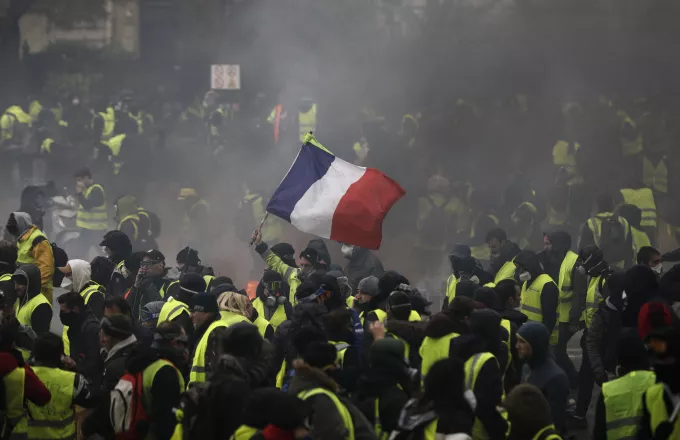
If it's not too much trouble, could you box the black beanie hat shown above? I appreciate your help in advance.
[190,292,218,313]
[101,314,134,339]
[270,243,296,267]
[299,248,319,266]
[180,272,207,295]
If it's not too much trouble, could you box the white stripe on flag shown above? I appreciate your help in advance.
[290,157,366,238]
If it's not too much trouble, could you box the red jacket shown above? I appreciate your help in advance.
[0,352,51,405]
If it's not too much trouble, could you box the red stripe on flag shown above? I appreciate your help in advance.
[330,168,405,249]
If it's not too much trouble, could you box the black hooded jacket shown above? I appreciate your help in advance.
[125,345,185,440]
[14,264,51,335]
[517,322,569,433]
[513,251,559,334]
[449,333,508,440]
[344,247,385,291]
[67,306,102,386]
[587,271,625,376]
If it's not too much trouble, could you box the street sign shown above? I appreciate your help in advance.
[211,64,241,90]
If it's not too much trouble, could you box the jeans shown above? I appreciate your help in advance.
[555,323,579,389]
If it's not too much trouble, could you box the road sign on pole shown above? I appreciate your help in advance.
[211,64,241,90]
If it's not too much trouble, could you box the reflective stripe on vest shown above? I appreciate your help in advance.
[160,280,178,300]
[584,276,604,327]
[465,352,500,440]
[644,383,680,439]
[230,425,258,440]
[643,156,668,194]
[298,104,317,142]
[520,274,558,345]
[620,188,657,228]
[77,184,108,230]
[494,259,517,285]
[17,228,47,265]
[602,371,656,440]
[558,251,579,324]
[189,320,230,384]
[252,297,288,330]
[27,367,76,440]
[298,388,355,440]
[158,297,189,326]
[419,333,459,377]
[0,273,12,282]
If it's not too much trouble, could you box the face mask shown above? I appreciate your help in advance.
[102,247,111,257]
[577,265,586,275]
[490,252,500,262]
[72,98,80,106]
[519,271,532,282]
[59,312,77,326]
[341,245,354,259]
[652,264,664,275]
[5,225,19,237]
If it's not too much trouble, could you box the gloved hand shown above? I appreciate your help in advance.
[595,370,609,387]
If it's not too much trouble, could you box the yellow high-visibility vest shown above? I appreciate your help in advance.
[642,156,668,194]
[117,214,140,242]
[298,388,354,440]
[520,274,558,345]
[552,140,580,170]
[643,382,680,440]
[445,274,458,302]
[3,367,27,438]
[531,425,563,440]
[142,359,185,407]
[158,297,189,326]
[14,294,52,361]
[583,276,604,327]
[27,366,76,440]
[76,184,108,230]
[494,259,517,284]
[17,227,48,265]
[252,297,288,330]
[420,333,459,377]
[602,370,655,440]
[620,188,657,229]
[464,352,501,439]
[189,320,230,385]
[298,104,317,142]
[106,133,126,175]
[557,251,579,324]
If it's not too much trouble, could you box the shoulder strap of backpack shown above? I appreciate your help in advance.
[30,235,48,251]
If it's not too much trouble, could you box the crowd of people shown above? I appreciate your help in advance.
[2,69,680,440]
[0,183,679,440]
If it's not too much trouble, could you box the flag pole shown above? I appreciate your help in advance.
[249,212,269,247]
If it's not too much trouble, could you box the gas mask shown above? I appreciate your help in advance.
[264,281,287,308]
[518,271,532,282]
[341,244,354,259]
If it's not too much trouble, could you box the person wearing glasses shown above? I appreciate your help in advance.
[126,250,166,321]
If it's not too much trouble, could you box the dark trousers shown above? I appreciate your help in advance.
[576,329,594,416]
[555,323,579,389]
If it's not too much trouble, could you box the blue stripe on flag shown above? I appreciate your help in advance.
[266,143,335,222]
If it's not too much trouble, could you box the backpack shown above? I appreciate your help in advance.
[418,197,450,246]
[31,236,68,287]
[110,371,149,440]
[597,216,628,264]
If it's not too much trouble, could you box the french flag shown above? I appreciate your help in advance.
[266,135,405,250]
